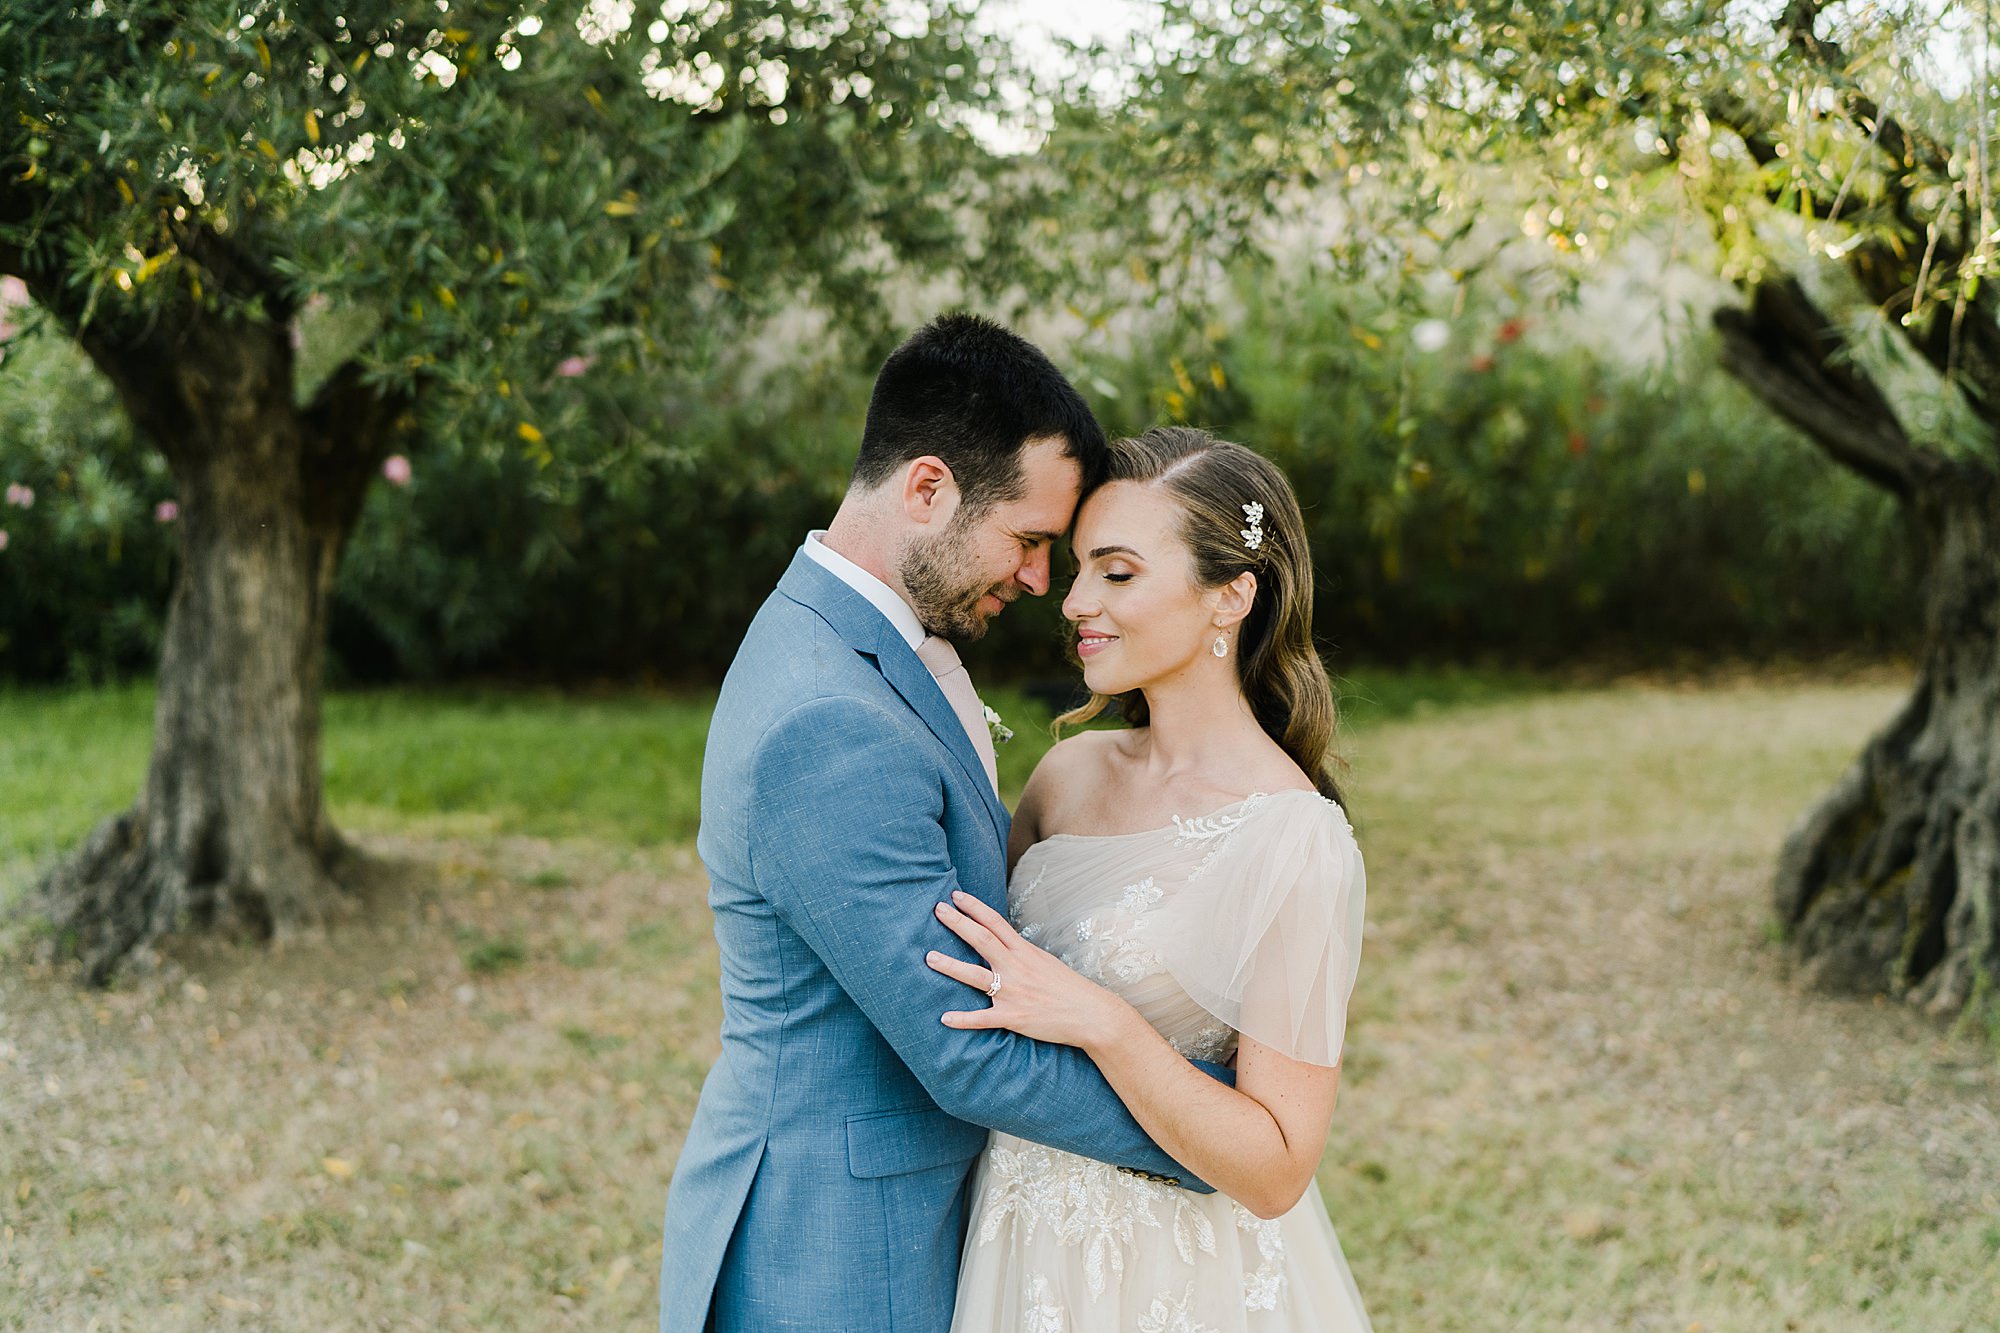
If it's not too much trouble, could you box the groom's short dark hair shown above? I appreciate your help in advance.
[853,312,1107,510]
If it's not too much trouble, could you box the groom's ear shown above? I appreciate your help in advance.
[901,455,960,527]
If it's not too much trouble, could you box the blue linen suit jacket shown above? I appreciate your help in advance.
[658,552,1215,1333]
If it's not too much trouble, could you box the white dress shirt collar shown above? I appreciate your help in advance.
[802,530,926,650]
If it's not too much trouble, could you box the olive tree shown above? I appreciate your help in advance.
[1,0,1004,982]
[1059,0,2000,1015]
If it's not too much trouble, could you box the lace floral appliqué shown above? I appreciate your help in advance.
[1170,795,1268,881]
[1233,1204,1288,1310]
[1012,864,1050,945]
[1120,876,1162,910]
[975,1143,1219,1298]
[1137,1282,1222,1333]
[1062,873,1174,990]
[1170,1021,1237,1063]
[1019,1274,1067,1332]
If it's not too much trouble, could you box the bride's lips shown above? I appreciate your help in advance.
[1076,631,1117,659]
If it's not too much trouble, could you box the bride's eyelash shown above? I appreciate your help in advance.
[1103,572,1134,584]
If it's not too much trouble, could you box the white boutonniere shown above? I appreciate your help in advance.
[983,704,1013,746]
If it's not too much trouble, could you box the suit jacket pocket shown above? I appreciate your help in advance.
[845,1106,987,1179]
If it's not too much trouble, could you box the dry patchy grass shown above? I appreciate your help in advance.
[2,834,718,1330]
[1322,677,2000,1331]
[3,675,1997,1330]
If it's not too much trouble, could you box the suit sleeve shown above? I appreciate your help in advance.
[747,693,1221,1191]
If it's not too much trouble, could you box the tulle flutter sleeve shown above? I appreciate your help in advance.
[1150,794,1365,1067]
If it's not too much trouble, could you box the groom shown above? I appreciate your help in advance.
[658,314,1219,1332]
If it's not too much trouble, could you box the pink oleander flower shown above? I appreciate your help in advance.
[155,500,179,523]
[0,275,25,306]
[556,354,594,378]
[382,455,412,486]
[4,483,31,508]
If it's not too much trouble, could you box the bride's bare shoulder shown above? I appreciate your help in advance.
[1036,727,1132,788]
[1015,728,1133,834]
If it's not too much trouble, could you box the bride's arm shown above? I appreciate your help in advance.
[1005,761,1049,877]
[929,890,1340,1218]
[1005,732,1103,875]
[1081,1000,1339,1218]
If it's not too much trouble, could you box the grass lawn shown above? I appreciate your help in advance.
[0,666,1543,900]
[3,667,1996,1330]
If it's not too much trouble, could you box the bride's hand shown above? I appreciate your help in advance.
[927,889,1126,1050]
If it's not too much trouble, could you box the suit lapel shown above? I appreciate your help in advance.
[777,553,1010,845]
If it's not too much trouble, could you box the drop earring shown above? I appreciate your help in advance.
[1212,633,1229,658]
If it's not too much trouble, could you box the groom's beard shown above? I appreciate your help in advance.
[901,521,1015,643]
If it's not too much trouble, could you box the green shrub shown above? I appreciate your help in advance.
[328,346,867,681]
[1,274,1918,685]
[1066,270,1916,664]
[0,334,177,681]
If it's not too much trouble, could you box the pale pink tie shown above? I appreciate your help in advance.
[915,635,998,794]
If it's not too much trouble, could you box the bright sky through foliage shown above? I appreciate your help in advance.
[975,0,1993,152]
[970,0,1151,153]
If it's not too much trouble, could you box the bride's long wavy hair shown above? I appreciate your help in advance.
[1056,426,1344,803]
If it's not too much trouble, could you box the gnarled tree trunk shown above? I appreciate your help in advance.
[34,320,392,984]
[1771,474,2000,1010]
[1720,277,2000,1014]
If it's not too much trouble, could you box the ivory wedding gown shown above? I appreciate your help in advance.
[950,789,1373,1333]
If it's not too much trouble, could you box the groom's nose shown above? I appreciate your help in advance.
[1015,547,1050,596]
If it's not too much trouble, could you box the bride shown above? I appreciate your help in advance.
[927,426,1372,1331]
